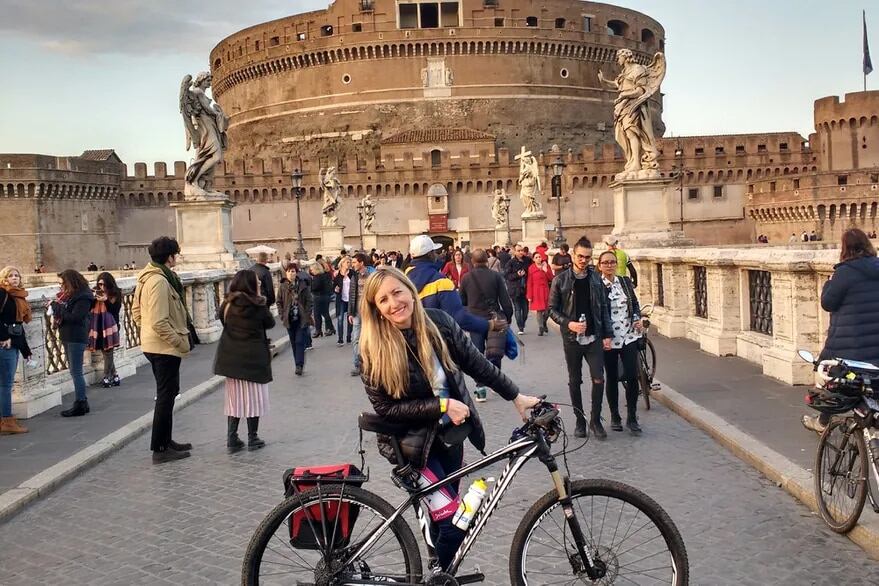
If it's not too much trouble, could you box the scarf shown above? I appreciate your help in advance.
[150,261,192,322]
[1,285,32,323]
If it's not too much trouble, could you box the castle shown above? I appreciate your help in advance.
[1,0,877,271]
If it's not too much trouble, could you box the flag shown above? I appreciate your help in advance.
[865,10,874,76]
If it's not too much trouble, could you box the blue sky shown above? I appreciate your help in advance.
[0,1,873,165]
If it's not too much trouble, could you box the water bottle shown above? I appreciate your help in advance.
[577,314,588,345]
[452,478,490,530]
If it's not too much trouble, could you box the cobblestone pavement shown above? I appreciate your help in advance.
[2,330,878,585]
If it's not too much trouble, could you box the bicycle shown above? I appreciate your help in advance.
[621,304,657,410]
[799,350,879,534]
[242,399,689,585]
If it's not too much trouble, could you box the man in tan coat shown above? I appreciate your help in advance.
[133,236,192,464]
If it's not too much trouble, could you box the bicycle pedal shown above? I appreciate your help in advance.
[455,572,485,584]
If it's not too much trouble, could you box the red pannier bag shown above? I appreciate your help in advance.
[282,464,365,550]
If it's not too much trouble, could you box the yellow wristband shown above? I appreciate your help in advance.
[439,398,448,413]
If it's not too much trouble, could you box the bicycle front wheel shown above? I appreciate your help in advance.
[815,418,867,534]
[510,478,689,585]
[242,485,423,585]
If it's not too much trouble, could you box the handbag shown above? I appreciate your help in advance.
[470,272,508,360]
[0,295,24,337]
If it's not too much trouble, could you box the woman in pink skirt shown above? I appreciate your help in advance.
[213,269,275,451]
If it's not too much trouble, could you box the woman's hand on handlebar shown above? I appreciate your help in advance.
[513,394,541,421]
[447,399,470,425]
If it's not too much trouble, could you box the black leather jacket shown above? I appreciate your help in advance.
[549,266,613,344]
[364,308,520,468]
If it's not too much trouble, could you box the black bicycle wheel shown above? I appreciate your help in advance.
[639,357,652,411]
[645,338,657,380]
[814,418,867,534]
[510,478,689,585]
[242,485,423,585]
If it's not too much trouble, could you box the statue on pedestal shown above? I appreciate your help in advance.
[360,192,376,233]
[491,188,509,227]
[319,166,342,227]
[598,49,666,181]
[179,72,229,199]
[515,147,543,216]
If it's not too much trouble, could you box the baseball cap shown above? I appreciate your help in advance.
[604,236,619,246]
[409,235,443,257]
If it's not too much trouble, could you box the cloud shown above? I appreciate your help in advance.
[0,0,325,56]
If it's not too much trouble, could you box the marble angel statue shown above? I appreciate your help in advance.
[517,149,543,216]
[491,188,509,227]
[319,166,342,227]
[360,192,376,233]
[598,49,666,180]
[180,72,229,199]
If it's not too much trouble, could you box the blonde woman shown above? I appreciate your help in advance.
[359,267,539,572]
[0,266,31,434]
[333,256,353,346]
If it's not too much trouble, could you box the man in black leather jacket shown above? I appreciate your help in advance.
[549,236,613,439]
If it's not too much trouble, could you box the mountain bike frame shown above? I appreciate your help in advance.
[341,424,599,583]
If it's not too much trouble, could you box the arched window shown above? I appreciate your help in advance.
[606,20,628,37]
[641,28,655,45]
[431,149,442,168]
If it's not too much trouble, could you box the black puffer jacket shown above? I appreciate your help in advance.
[819,255,879,365]
[213,292,275,384]
[51,288,95,344]
[364,308,520,468]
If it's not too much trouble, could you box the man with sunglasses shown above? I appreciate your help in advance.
[549,236,613,439]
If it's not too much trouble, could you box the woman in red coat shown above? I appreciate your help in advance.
[526,251,554,335]
[441,249,470,289]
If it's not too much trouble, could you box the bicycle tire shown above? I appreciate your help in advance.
[242,485,423,585]
[814,418,868,534]
[645,337,657,380]
[509,478,689,585]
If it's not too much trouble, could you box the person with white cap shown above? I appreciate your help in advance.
[605,237,638,287]
[404,235,506,338]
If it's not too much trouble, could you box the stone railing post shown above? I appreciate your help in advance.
[698,260,741,356]
[653,257,690,338]
[184,270,225,343]
[761,262,820,385]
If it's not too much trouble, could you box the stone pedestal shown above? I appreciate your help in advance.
[494,226,512,247]
[519,212,548,250]
[171,199,249,270]
[319,224,346,258]
[604,178,694,248]
[362,232,378,252]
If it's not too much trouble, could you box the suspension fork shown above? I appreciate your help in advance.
[536,434,603,581]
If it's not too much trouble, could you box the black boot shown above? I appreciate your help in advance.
[61,399,89,417]
[627,404,642,435]
[589,415,607,440]
[574,416,587,438]
[610,414,624,432]
[227,416,245,452]
[247,417,266,450]
[169,439,193,451]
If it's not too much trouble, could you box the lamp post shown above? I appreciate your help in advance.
[291,168,308,260]
[550,146,567,248]
[503,192,512,246]
[672,142,689,233]
[356,200,365,251]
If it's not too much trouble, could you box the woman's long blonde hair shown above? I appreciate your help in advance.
[359,267,456,399]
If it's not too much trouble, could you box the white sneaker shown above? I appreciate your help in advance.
[518,330,525,335]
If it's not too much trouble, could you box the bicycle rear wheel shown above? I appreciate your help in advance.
[242,485,422,585]
[510,478,688,585]
[638,355,652,411]
[814,418,867,534]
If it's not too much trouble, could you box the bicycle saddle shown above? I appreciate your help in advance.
[358,412,410,436]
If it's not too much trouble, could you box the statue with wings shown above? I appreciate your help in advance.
[319,166,342,227]
[180,72,229,199]
[598,50,666,180]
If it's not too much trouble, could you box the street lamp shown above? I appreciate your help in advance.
[672,143,689,233]
[291,168,308,260]
[549,145,567,248]
[356,200,365,251]
[503,192,512,246]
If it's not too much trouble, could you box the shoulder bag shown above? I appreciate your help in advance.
[0,294,24,337]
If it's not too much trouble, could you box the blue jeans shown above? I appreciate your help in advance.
[351,316,362,369]
[512,296,529,331]
[64,342,88,402]
[336,300,350,343]
[0,346,19,417]
[287,321,308,367]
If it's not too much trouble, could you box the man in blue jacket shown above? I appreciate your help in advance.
[404,235,506,336]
